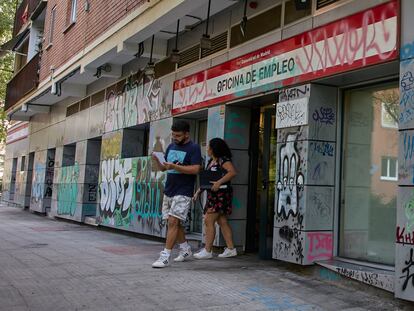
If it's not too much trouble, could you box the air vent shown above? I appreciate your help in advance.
[80,97,91,111]
[155,57,176,78]
[178,44,200,68]
[201,32,228,59]
[317,0,340,10]
[66,102,80,117]
[91,90,105,107]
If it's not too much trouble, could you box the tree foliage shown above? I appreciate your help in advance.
[0,0,17,144]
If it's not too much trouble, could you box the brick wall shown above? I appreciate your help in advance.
[39,0,149,83]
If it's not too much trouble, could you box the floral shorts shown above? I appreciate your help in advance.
[204,187,233,215]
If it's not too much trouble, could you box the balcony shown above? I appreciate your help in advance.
[13,0,47,36]
[5,52,40,111]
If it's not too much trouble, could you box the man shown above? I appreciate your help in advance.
[152,120,201,268]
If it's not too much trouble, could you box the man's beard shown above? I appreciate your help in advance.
[174,138,186,145]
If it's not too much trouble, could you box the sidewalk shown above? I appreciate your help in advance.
[0,204,411,311]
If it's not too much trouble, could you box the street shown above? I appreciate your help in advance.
[0,204,411,311]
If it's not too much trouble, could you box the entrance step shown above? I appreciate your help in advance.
[84,216,98,227]
[315,259,394,293]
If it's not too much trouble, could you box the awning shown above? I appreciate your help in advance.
[0,29,29,58]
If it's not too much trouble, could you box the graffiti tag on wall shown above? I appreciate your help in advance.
[57,163,80,216]
[99,156,166,236]
[104,78,171,133]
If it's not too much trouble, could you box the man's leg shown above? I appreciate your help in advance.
[165,216,180,250]
[176,224,186,245]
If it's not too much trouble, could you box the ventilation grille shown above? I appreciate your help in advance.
[91,90,105,107]
[66,102,80,117]
[80,97,91,111]
[178,44,200,68]
[201,31,228,58]
[317,0,340,9]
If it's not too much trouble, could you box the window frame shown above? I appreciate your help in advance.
[380,156,398,181]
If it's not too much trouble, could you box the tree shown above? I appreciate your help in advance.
[0,0,17,144]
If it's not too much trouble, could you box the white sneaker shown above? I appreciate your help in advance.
[152,251,170,268]
[193,248,213,260]
[174,247,192,262]
[218,247,237,258]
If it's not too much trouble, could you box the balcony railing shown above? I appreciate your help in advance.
[5,53,40,111]
[13,0,45,36]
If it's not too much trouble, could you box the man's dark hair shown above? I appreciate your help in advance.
[171,120,190,132]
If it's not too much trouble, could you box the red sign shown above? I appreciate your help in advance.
[173,0,398,114]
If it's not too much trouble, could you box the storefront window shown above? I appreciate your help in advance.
[340,83,399,265]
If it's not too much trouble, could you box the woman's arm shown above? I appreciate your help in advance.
[211,161,237,191]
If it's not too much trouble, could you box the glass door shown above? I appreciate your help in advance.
[340,82,398,265]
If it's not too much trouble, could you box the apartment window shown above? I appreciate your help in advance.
[381,157,398,181]
[69,0,77,23]
[48,6,56,45]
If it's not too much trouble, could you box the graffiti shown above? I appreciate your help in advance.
[404,132,414,161]
[312,107,335,125]
[45,155,55,198]
[88,184,97,202]
[309,141,334,157]
[100,158,134,226]
[319,269,341,281]
[397,226,414,245]
[279,85,309,102]
[309,191,331,222]
[174,72,215,111]
[312,161,328,181]
[99,156,166,235]
[104,78,170,133]
[276,98,308,129]
[296,5,396,74]
[279,226,294,243]
[274,241,291,259]
[276,134,304,219]
[401,248,414,291]
[335,267,393,291]
[307,232,333,262]
[31,163,45,203]
[57,163,80,216]
[400,64,414,125]
[226,112,246,145]
[402,41,414,61]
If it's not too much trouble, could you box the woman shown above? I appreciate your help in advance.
[193,138,237,259]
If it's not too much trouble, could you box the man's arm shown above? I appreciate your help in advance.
[151,154,167,171]
[164,163,201,175]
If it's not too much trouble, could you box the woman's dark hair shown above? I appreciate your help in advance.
[209,138,232,159]
[171,120,190,132]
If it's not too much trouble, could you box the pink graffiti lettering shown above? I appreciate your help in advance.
[176,72,214,108]
[296,5,396,74]
[307,232,333,262]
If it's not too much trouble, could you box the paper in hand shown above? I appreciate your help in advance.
[153,152,166,165]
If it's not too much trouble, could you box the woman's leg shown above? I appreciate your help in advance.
[204,211,220,252]
[217,215,235,249]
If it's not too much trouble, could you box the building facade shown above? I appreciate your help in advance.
[2,0,414,302]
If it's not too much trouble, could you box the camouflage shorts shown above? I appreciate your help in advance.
[162,195,192,221]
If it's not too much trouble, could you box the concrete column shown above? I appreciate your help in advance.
[273,84,337,265]
[395,0,414,302]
